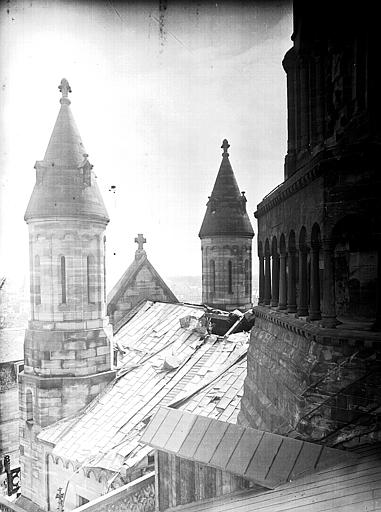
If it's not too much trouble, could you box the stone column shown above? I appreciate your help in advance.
[284,49,297,178]
[271,253,280,307]
[258,254,265,305]
[264,252,271,306]
[309,242,321,320]
[300,57,309,150]
[315,55,324,144]
[297,247,309,316]
[287,248,297,313]
[321,239,337,327]
[278,253,287,310]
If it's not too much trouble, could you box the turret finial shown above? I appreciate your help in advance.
[58,78,72,105]
[221,139,230,156]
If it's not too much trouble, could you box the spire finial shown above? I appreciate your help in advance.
[58,78,72,105]
[221,139,230,156]
[135,233,147,252]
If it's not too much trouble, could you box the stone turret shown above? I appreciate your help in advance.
[20,79,115,508]
[199,140,254,311]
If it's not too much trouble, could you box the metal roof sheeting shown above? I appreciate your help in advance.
[141,407,357,489]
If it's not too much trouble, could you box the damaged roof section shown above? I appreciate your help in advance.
[38,301,250,475]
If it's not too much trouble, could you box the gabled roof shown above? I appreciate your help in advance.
[24,79,108,223]
[141,407,357,489]
[199,140,254,238]
[38,301,249,474]
[108,251,178,332]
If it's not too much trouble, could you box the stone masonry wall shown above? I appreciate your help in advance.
[201,236,252,311]
[28,220,107,324]
[239,307,381,445]
[111,266,174,327]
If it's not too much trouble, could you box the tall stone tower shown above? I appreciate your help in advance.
[199,140,254,311]
[20,79,115,506]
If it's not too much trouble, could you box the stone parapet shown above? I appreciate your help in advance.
[71,473,155,512]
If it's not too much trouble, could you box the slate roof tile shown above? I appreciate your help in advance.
[38,301,249,473]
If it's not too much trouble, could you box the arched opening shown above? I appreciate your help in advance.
[287,231,297,313]
[258,241,264,305]
[209,260,216,293]
[264,239,271,305]
[310,223,321,320]
[298,227,309,316]
[228,260,233,294]
[87,255,96,303]
[332,215,377,321]
[34,255,41,305]
[278,234,287,309]
[271,237,279,306]
[60,256,67,304]
[26,390,33,423]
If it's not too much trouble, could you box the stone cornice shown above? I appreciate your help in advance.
[255,150,328,218]
[255,139,380,218]
[253,306,381,347]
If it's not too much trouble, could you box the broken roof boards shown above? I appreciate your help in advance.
[38,301,249,474]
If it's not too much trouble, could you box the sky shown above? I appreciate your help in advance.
[0,0,292,291]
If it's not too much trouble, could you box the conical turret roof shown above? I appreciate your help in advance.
[25,79,109,223]
[199,140,254,238]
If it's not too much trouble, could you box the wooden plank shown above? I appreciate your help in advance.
[193,419,229,464]
[265,437,304,487]
[165,411,197,453]
[178,416,213,459]
[163,475,381,512]
[158,450,170,512]
[226,428,264,476]
[150,408,183,449]
[209,423,245,469]
[316,445,358,472]
[159,453,381,512]
[244,431,283,486]
[179,457,196,506]
[199,470,381,512]
[136,405,169,445]
[289,441,323,481]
